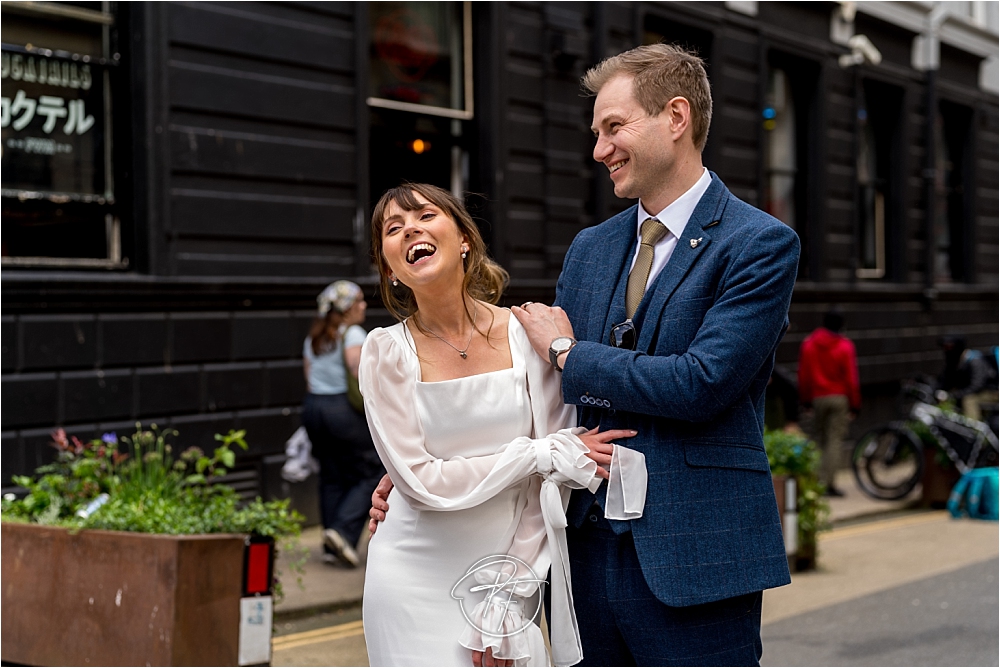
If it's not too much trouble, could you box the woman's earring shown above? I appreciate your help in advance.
[461,246,468,259]
[390,274,398,287]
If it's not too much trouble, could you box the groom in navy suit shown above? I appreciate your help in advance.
[515,44,798,665]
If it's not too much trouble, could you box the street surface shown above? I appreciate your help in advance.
[272,511,999,667]
[762,559,997,666]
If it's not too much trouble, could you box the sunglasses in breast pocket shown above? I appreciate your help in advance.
[609,318,637,351]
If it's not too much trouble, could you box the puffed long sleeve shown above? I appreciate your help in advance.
[358,326,600,513]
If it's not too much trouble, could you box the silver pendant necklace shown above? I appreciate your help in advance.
[421,303,479,359]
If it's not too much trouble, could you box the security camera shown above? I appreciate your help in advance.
[849,34,883,64]
[839,33,883,67]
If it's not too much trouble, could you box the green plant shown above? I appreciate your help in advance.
[2,424,305,600]
[764,429,831,550]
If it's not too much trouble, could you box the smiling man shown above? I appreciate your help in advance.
[513,44,800,666]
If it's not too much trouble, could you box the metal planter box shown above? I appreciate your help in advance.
[2,522,245,666]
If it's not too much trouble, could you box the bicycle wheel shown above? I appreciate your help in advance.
[852,426,924,500]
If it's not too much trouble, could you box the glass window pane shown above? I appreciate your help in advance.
[369,2,465,111]
[764,67,797,229]
[1,7,117,266]
[1,52,107,197]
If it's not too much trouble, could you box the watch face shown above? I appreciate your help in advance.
[552,337,573,353]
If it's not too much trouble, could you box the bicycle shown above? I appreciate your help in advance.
[851,381,999,501]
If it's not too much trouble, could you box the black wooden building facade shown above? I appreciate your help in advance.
[3,1,997,501]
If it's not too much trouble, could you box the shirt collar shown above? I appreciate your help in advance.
[636,168,712,243]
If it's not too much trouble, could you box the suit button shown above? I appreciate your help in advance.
[588,514,599,523]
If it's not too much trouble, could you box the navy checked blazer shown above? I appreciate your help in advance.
[557,173,797,607]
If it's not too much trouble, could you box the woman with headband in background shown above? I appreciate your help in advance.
[302,280,384,568]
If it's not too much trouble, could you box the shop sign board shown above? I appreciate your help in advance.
[1,49,107,199]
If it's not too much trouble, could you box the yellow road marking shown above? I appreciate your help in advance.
[818,510,949,542]
[269,514,953,651]
[272,620,365,651]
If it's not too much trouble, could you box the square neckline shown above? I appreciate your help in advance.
[405,309,519,384]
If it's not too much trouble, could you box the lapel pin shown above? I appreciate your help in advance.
[690,237,703,249]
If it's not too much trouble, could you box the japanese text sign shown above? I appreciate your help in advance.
[1,50,107,197]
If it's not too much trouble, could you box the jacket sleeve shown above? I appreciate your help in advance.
[561,221,800,423]
[957,353,992,399]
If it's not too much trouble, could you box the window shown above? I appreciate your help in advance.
[764,68,798,228]
[1,2,123,268]
[856,99,885,279]
[367,2,472,202]
[933,101,973,283]
[763,55,817,278]
[368,2,472,120]
[856,80,902,280]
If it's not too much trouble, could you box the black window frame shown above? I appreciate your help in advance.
[0,1,132,271]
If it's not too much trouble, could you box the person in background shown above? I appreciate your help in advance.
[798,310,860,497]
[302,281,384,567]
[939,336,1000,422]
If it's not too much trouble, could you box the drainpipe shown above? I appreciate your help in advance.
[914,3,948,302]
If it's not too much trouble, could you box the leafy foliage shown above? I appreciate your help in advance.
[764,429,831,549]
[2,424,305,599]
[2,425,301,533]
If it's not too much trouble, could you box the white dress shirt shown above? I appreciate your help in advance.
[630,167,712,291]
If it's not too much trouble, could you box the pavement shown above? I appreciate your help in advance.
[273,469,919,619]
[269,469,998,666]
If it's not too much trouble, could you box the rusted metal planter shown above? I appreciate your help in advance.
[2,522,245,666]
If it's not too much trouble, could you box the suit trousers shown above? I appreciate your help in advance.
[567,510,764,666]
[810,394,850,489]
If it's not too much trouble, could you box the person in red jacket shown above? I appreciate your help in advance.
[798,311,861,496]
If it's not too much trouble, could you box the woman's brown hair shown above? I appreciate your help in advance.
[370,183,509,328]
[308,310,345,356]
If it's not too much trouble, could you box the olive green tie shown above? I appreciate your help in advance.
[625,217,669,318]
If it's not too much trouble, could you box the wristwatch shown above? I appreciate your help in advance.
[549,337,577,372]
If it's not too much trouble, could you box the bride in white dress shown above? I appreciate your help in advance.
[358,184,640,667]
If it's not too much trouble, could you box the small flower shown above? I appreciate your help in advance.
[101,432,118,444]
[3,493,15,502]
[143,452,162,463]
[50,428,69,451]
[180,447,204,462]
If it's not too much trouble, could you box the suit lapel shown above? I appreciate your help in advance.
[635,174,731,352]
[584,206,638,344]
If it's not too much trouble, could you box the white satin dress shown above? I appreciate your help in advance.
[358,315,604,667]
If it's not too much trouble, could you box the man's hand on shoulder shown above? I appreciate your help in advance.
[511,303,576,366]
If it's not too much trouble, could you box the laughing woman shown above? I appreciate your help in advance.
[358,184,639,667]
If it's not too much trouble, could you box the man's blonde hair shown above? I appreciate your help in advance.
[583,43,713,151]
